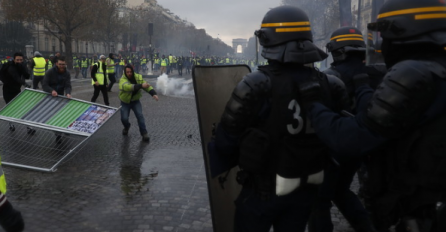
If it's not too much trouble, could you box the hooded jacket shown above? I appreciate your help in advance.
[119,65,156,103]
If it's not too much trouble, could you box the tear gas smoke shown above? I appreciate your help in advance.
[156,74,194,97]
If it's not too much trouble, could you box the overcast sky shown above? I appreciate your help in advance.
[157,0,283,47]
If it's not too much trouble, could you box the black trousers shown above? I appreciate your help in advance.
[107,73,116,91]
[91,85,109,106]
[3,85,20,104]
[33,75,44,89]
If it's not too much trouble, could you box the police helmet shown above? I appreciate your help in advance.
[368,0,446,42]
[255,5,313,47]
[326,27,366,53]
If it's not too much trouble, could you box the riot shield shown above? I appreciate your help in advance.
[366,31,375,66]
[192,65,251,232]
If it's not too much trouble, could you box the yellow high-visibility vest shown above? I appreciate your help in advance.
[81,60,88,68]
[161,58,167,67]
[0,158,7,194]
[33,57,46,76]
[106,58,115,74]
[92,62,107,85]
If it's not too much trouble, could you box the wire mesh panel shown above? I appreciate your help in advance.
[0,89,119,172]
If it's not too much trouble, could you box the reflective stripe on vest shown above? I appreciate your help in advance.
[33,57,46,76]
[81,60,88,68]
[161,59,167,66]
[106,58,115,74]
[92,62,106,85]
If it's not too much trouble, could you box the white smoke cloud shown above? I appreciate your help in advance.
[156,74,194,97]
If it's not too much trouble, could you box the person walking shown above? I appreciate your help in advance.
[160,55,168,75]
[81,56,88,79]
[73,54,80,79]
[119,64,158,142]
[106,53,118,92]
[29,51,46,89]
[90,55,109,106]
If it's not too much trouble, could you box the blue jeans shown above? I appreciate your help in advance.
[116,66,123,78]
[81,68,88,78]
[120,100,147,135]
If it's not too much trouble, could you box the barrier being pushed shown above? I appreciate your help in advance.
[0,89,119,172]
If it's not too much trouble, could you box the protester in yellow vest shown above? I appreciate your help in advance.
[106,53,118,92]
[73,55,80,79]
[160,55,168,75]
[30,51,46,89]
[117,55,125,77]
[0,157,25,231]
[81,56,88,79]
[119,64,158,142]
[91,55,109,106]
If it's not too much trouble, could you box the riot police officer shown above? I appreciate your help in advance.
[309,27,377,232]
[302,0,446,231]
[215,5,350,232]
[324,27,368,99]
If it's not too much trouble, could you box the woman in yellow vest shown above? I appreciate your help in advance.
[0,158,25,231]
[90,55,110,106]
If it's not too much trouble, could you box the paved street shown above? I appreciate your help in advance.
[0,71,359,232]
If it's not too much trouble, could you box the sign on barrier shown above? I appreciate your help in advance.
[0,89,119,172]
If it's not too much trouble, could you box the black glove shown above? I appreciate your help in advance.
[299,81,322,110]
[0,201,24,232]
[353,73,370,88]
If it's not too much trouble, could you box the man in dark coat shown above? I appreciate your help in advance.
[2,52,30,104]
[42,56,72,98]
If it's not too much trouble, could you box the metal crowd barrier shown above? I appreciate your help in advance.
[0,89,119,172]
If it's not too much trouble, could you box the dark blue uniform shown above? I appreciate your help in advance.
[307,57,446,230]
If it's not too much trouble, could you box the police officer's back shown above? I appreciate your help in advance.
[215,6,349,232]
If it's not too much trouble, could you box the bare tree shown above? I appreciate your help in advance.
[89,0,126,55]
[122,5,233,57]
[282,0,340,49]
[1,0,102,68]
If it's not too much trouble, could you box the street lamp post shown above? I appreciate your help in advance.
[147,43,153,75]
[86,42,88,57]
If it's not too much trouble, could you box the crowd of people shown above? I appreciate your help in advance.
[0,0,445,232]
[213,1,446,232]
